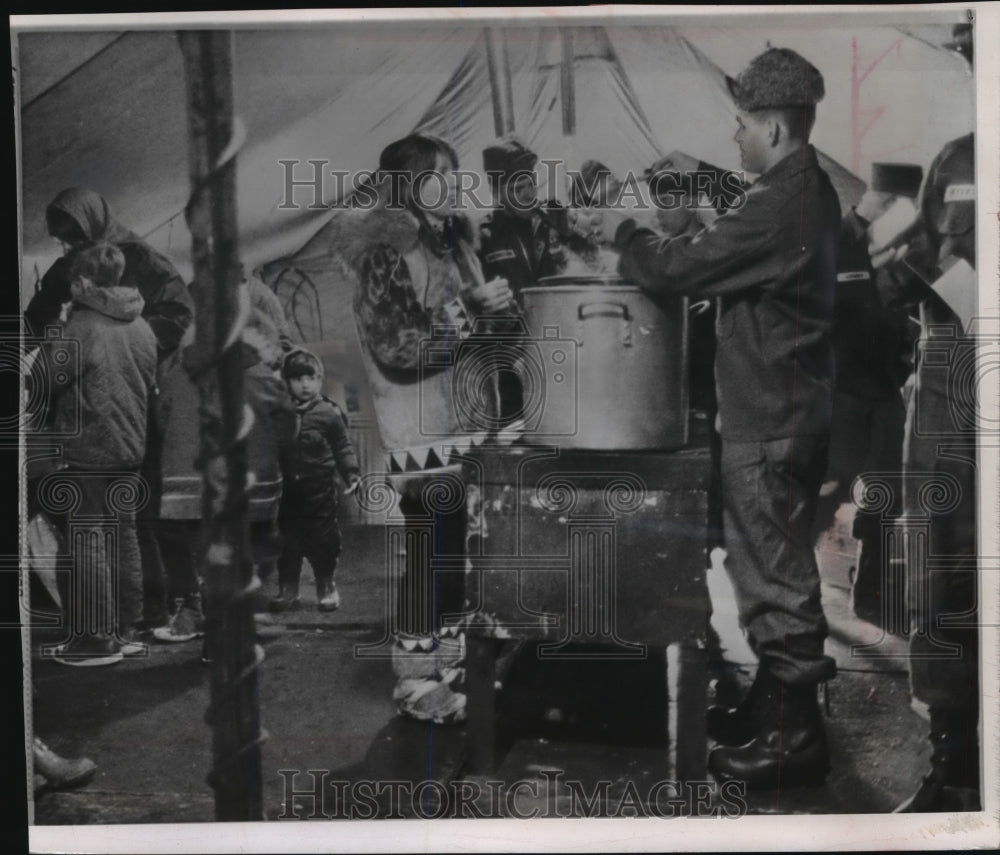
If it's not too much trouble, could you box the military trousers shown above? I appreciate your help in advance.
[720,434,837,685]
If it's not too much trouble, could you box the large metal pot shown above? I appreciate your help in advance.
[519,275,689,450]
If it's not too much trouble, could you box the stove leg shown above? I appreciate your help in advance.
[667,640,708,784]
[465,630,497,774]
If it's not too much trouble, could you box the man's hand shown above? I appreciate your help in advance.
[871,243,908,270]
[465,276,515,314]
[345,474,361,496]
[587,207,636,246]
[648,150,701,177]
[695,204,721,229]
[855,190,898,226]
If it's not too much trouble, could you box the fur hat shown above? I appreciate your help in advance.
[483,136,538,180]
[725,47,825,112]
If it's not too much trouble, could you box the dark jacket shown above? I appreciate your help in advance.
[616,145,841,442]
[288,396,360,486]
[878,134,975,315]
[479,203,597,304]
[888,133,975,411]
[25,188,193,359]
[46,281,157,469]
[832,209,909,399]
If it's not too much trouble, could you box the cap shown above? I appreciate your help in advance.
[483,136,538,178]
[870,163,924,199]
[943,23,972,61]
[570,160,622,206]
[725,47,825,112]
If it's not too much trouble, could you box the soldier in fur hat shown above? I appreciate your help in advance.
[594,46,841,790]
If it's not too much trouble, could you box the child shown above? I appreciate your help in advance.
[273,348,361,612]
[42,241,157,665]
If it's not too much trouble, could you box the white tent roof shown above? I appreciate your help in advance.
[17,18,974,299]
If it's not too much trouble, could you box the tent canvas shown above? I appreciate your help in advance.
[17,18,973,285]
[15,16,975,442]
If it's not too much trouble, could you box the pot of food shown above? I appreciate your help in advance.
[519,275,689,450]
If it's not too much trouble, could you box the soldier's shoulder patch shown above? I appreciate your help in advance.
[837,270,872,283]
[485,249,517,263]
[943,183,974,203]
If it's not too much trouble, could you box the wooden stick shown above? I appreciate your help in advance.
[179,29,264,822]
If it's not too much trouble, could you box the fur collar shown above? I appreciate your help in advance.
[70,279,144,321]
[325,203,476,270]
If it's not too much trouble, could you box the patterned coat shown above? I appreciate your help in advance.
[336,204,495,452]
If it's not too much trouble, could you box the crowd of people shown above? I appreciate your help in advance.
[24,25,979,814]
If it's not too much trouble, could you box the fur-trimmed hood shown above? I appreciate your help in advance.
[323,203,477,272]
[70,279,145,321]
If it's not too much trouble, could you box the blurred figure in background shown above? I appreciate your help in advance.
[814,168,917,629]
[882,23,980,814]
[154,305,297,641]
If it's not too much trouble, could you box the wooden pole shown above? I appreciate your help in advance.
[485,27,515,136]
[500,30,515,133]
[178,29,264,822]
[560,28,576,136]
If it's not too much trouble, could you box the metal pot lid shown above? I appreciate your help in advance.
[535,274,627,287]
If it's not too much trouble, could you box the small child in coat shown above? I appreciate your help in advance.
[273,348,361,612]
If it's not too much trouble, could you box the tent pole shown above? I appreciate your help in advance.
[485,27,515,136]
[560,28,576,136]
[500,29,515,133]
[179,29,265,822]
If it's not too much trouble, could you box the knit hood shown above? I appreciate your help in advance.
[281,345,325,380]
[47,187,139,244]
[281,346,326,412]
[70,278,145,321]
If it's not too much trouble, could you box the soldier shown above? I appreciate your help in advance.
[816,168,917,628]
[886,23,980,813]
[479,137,595,423]
[593,47,841,789]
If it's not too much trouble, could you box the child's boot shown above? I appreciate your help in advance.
[391,634,466,725]
[269,584,301,612]
[317,578,340,612]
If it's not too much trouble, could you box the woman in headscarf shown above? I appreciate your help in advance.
[26,187,193,354]
[27,187,195,635]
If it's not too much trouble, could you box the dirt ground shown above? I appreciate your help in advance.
[26,512,930,825]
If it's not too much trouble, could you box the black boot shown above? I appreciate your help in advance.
[895,711,980,812]
[706,664,780,746]
[708,680,830,789]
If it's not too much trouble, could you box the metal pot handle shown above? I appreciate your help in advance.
[578,301,632,347]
